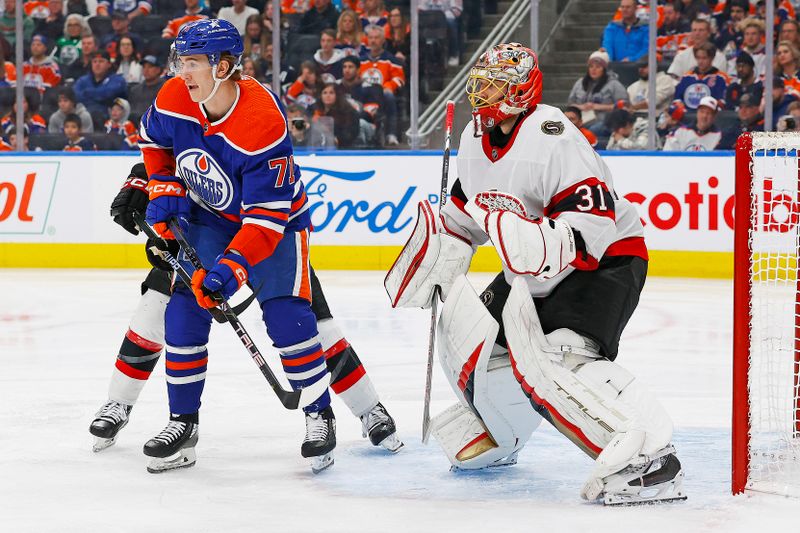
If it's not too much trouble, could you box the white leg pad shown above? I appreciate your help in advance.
[432,275,541,469]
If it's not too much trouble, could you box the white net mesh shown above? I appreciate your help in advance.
[747,132,800,497]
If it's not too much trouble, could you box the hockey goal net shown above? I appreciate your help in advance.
[733,132,800,496]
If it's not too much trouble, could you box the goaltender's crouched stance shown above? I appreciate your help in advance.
[385,43,686,505]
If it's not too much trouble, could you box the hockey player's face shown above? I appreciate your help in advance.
[176,54,215,102]
[467,76,505,108]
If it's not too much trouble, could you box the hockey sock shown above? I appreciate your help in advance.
[319,319,379,417]
[279,337,331,414]
[108,289,169,405]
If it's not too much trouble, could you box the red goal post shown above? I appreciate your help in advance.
[733,132,800,496]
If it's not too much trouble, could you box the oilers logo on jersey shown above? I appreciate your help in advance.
[176,149,235,211]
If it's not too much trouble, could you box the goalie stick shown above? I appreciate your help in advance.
[422,99,456,443]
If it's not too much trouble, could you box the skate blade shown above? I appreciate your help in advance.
[92,436,117,453]
[146,448,197,474]
[603,472,687,506]
[310,453,334,474]
[378,433,404,453]
[449,456,518,472]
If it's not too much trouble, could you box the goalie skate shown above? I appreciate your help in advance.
[89,401,132,452]
[302,407,336,474]
[361,402,403,453]
[585,446,687,506]
[143,420,198,473]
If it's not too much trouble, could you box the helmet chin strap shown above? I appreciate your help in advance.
[199,63,241,105]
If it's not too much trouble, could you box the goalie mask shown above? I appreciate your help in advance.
[465,43,542,134]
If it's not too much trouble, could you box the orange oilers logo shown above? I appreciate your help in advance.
[176,149,234,211]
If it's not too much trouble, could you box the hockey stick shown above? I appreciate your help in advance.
[422,100,456,444]
[165,218,332,410]
[132,212,256,323]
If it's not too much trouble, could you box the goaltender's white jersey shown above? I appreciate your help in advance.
[441,104,648,297]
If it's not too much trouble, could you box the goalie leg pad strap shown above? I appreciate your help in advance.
[432,275,541,469]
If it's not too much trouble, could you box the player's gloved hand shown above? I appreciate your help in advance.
[145,236,180,271]
[110,163,149,235]
[145,176,189,239]
[191,252,249,309]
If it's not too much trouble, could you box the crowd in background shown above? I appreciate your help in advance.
[0,0,482,151]
[567,0,800,151]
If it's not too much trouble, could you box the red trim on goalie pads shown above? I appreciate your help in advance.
[330,364,365,394]
[115,359,151,380]
[458,431,491,456]
[508,349,603,456]
[323,338,350,359]
[457,341,485,392]
[605,236,649,261]
[125,328,163,352]
[385,201,436,308]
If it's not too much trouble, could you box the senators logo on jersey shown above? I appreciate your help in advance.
[176,149,235,211]
[541,120,564,136]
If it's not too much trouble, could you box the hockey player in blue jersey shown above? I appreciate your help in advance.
[139,19,335,473]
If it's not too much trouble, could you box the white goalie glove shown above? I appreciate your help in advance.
[385,200,475,308]
[465,191,576,280]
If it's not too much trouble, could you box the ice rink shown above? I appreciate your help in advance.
[0,269,797,532]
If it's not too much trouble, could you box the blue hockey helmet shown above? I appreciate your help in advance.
[173,19,244,68]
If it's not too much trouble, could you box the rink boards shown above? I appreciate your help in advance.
[0,151,742,277]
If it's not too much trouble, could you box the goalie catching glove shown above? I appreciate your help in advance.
[385,200,474,308]
[465,191,576,281]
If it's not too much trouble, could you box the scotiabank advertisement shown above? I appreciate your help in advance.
[0,152,740,253]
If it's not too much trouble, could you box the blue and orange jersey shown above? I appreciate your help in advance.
[138,75,310,268]
[674,67,730,110]
[63,137,97,151]
[1,114,47,135]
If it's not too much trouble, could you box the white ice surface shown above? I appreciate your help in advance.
[0,270,797,532]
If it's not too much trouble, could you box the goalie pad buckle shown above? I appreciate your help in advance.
[384,200,474,308]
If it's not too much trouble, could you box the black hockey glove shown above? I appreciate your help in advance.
[145,236,180,272]
[110,163,149,235]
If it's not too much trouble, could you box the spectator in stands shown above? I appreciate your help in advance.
[48,86,94,133]
[0,55,12,88]
[287,104,311,147]
[104,97,136,137]
[779,19,800,50]
[657,99,686,139]
[674,42,729,110]
[1,95,47,135]
[61,113,96,151]
[601,0,648,62]
[243,14,269,62]
[74,51,128,117]
[53,14,88,68]
[128,55,164,119]
[314,29,345,83]
[282,0,312,15]
[418,0,461,66]
[725,52,763,110]
[768,76,798,129]
[668,18,727,78]
[114,36,142,83]
[778,100,800,132]
[300,0,340,35]
[658,1,690,62]
[104,12,143,58]
[336,9,364,57]
[360,0,388,29]
[676,0,710,22]
[775,41,800,93]
[313,82,360,148]
[605,108,651,150]
[242,56,258,79]
[563,105,598,148]
[96,0,149,19]
[219,0,260,35]
[731,18,766,78]
[385,7,410,62]
[8,35,62,93]
[261,1,292,37]
[62,33,97,82]
[715,0,748,58]
[162,0,211,38]
[664,95,721,151]
[567,50,629,135]
[3,126,32,151]
[34,0,66,41]
[359,24,404,145]
[627,59,675,114]
[259,43,297,93]
[285,60,323,111]
[1,0,35,47]
[720,93,764,148]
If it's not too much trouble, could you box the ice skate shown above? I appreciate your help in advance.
[302,406,336,474]
[583,446,687,506]
[360,402,403,452]
[143,420,198,473]
[89,401,132,452]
